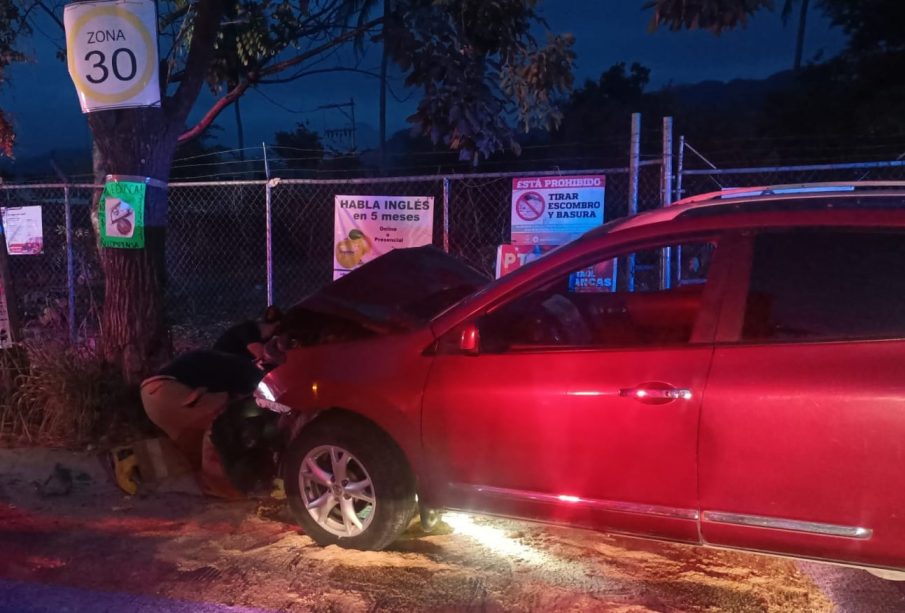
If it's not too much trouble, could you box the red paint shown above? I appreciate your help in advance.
[266,196,905,570]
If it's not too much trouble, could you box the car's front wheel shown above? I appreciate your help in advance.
[284,414,416,551]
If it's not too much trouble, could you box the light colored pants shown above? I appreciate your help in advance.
[140,376,243,498]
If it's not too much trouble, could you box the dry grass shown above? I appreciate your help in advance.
[0,341,139,446]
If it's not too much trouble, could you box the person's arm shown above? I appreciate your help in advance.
[245,342,268,362]
[260,335,288,366]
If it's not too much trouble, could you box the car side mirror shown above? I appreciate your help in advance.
[459,323,481,356]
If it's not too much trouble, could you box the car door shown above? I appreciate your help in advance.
[700,228,905,570]
[421,235,729,542]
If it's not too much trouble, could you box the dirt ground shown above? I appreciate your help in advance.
[1,448,903,612]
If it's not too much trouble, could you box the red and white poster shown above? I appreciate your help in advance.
[511,175,605,245]
[334,195,434,280]
[1,206,44,255]
[495,244,557,278]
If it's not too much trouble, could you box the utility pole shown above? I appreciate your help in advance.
[350,97,356,151]
[318,99,357,154]
[379,0,391,170]
[235,97,245,162]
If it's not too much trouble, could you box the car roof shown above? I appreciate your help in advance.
[587,182,905,237]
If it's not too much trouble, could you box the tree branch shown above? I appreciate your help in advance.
[31,1,64,33]
[177,17,383,143]
[259,17,383,78]
[167,0,227,125]
[259,66,381,85]
[177,80,251,144]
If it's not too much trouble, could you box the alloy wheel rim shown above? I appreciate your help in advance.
[299,445,376,538]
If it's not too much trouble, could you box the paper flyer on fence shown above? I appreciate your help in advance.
[1,206,44,255]
[333,195,434,280]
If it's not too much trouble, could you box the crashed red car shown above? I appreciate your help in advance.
[259,184,905,579]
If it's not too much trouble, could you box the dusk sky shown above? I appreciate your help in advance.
[0,1,847,160]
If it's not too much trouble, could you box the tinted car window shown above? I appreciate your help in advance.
[479,241,716,352]
[743,231,905,342]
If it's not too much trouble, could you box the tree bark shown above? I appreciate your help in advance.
[88,107,181,383]
[78,0,224,384]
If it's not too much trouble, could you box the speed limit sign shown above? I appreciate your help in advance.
[64,0,160,112]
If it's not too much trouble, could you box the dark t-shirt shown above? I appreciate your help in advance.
[157,350,262,396]
[213,321,262,360]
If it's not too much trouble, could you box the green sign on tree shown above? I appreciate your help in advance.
[99,180,145,249]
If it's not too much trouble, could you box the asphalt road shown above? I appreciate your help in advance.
[1,448,904,613]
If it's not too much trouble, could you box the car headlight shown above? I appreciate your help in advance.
[254,380,291,413]
[256,380,276,402]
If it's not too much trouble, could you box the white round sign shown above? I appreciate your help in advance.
[64,0,160,113]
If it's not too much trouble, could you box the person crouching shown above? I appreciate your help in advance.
[140,350,263,498]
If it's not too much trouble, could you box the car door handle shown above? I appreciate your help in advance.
[620,386,693,403]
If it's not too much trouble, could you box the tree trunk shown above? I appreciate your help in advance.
[72,0,225,385]
[88,107,181,384]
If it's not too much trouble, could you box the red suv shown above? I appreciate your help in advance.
[258,183,905,579]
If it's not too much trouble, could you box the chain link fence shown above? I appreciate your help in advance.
[5,156,904,348]
[166,181,267,349]
[0,184,101,344]
[270,177,445,309]
[677,155,905,200]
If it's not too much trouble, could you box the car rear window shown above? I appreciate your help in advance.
[743,230,905,342]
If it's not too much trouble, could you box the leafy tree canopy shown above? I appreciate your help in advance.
[819,0,905,54]
[0,0,26,156]
[153,0,576,162]
[644,0,777,33]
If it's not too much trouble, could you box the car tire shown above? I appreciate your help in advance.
[283,414,416,551]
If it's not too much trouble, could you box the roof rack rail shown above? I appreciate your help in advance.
[673,181,905,206]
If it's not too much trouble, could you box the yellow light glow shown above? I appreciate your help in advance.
[443,513,548,564]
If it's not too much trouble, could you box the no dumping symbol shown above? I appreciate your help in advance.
[515,191,545,222]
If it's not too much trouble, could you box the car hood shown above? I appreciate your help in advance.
[284,245,490,334]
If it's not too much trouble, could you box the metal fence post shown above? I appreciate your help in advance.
[675,135,686,287]
[64,185,76,344]
[442,176,450,253]
[628,112,641,292]
[661,117,674,208]
[660,117,674,290]
[265,179,274,306]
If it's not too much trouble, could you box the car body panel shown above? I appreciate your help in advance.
[265,329,436,479]
[267,192,905,570]
[698,226,905,570]
[284,245,488,334]
[700,339,905,569]
[422,345,712,542]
